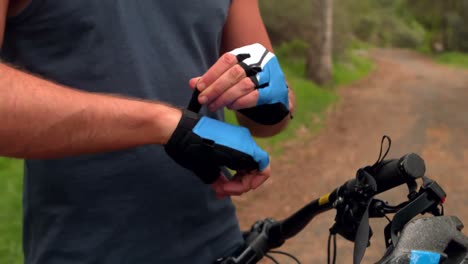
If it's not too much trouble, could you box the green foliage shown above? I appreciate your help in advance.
[275,39,309,62]
[331,1,355,60]
[259,0,468,54]
[417,30,437,54]
[446,12,468,52]
[389,19,426,48]
[345,1,426,49]
[260,0,429,56]
[435,52,468,69]
[333,50,374,86]
[403,0,468,52]
[354,15,378,42]
[259,0,311,44]
[0,158,24,264]
[259,0,362,60]
[403,0,446,30]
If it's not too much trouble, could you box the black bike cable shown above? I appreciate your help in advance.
[269,250,302,264]
[265,254,281,264]
[373,135,392,166]
[384,214,391,223]
[327,232,337,264]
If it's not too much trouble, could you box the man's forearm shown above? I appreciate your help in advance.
[0,63,181,159]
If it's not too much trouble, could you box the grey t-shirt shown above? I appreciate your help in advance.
[1,1,243,263]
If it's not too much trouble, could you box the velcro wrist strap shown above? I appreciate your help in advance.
[165,110,222,184]
[179,109,200,129]
[166,109,199,146]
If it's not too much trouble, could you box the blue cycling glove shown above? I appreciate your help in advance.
[229,43,290,125]
[164,110,269,184]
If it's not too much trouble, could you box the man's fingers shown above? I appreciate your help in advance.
[221,182,246,196]
[207,77,256,111]
[199,64,246,105]
[211,174,229,198]
[226,90,259,110]
[189,77,201,90]
[213,166,270,197]
[251,166,270,189]
[221,173,254,195]
[241,173,254,190]
[197,53,238,92]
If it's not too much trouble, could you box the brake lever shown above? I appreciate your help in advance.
[214,218,282,264]
[368,199,408,218]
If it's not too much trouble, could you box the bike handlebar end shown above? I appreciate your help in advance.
[400,153,426,180]
[372,153,426,194]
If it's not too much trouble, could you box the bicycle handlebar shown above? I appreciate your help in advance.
[269,153,426,241]
[370,153,426,194]
[216,153,430,264]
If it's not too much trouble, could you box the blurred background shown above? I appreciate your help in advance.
[1,0,467,263]
[235,0,468,263]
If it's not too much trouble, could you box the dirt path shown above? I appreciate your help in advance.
[234,49,468,263]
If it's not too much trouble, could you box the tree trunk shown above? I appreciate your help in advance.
[306,0,333,85]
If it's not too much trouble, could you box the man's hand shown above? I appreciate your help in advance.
[189,52,256,112]
[189,43,290,125]
[211,167,270,198]
[164,110,270,195]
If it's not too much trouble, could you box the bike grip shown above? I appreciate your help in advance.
[187,88,202,113]
[372,153,426,194]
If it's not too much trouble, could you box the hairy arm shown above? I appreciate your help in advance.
[0,64,182,159]
[221,0,294,137]
[0,1,183,159]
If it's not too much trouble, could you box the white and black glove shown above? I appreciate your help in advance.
[229,43,290,125]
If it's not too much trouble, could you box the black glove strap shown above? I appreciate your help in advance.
[238,61,262,77]
[165,110,221,184]
[238,103,290,125]
[166,109,199,145]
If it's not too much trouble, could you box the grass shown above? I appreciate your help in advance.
[333,50,374,86]
[434,52,468,69]
[417,38,468,69]
[0,158,24,264]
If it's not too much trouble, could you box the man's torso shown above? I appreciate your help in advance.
[1,1,243,263]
